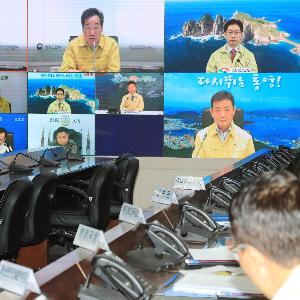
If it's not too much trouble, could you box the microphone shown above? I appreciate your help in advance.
[40,149,61,167]
[237,59,244,66]
[66,143,85,162]
[193,133,207,158]
[92,41,96,72]
[0,154,33,174]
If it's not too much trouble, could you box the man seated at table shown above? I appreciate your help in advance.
[120,81,144,113]
[206,19,258,73]
[60,8,120,72]
[230,170,300,299]
[192,90,255,158]
[0,128,13,154]
[47,88,71,114]
[52,127,78,154]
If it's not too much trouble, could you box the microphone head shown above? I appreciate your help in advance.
[66,153,85,162]
[9,162,33,173]
[39,157,61,167]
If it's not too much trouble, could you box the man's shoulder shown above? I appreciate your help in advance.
[196,125,212,139]
[240,44,255,57]
[210,45,227,57]
[68,35,85,48]
[101,34,118,47]
[232,124,252,139]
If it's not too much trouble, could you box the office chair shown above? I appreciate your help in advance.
[21,173,59,247]
[50,162,117,248]
[110,154,139,219]
[201,108,244,129]
[0,179,33,259]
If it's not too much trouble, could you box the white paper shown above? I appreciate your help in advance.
[119,203,146,225]
[173,176,205,191]
[171,266,260,295]
[73,224,109,252]
[189,246,235,261]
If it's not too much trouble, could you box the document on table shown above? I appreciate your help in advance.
[164,265,261,298]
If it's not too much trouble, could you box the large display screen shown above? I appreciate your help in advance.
[0,0,299,159]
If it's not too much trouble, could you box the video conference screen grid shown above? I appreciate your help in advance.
[0,0,299,159]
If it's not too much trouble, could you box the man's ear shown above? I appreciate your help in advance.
[210,108,213,118]
[232,106,236,117]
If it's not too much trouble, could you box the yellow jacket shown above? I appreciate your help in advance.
[192,122,255,159]
[206,44,258,73]
[0,97,11,113]
[47,100,71,114]
[120,93,144,112]
[60,34,120,72]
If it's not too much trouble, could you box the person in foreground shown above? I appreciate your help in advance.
[230,170,300,299]
[192,90,255,158]
[206,19,258,73]
[60,8,120,72]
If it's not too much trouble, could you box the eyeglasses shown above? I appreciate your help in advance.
[226,31,242,36]
[83,26,102,32]
[227,238,248,262]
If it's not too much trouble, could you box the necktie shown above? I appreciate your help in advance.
[131,95,134,101]
[230,49,236,62]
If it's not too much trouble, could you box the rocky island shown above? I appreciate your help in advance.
[182,11,299,51]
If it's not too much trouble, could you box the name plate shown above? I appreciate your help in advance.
[151,187,178,205]
[0,261,41,295]
[73,224,109,252]
[219,67,252,73]
[119,203,146,225]
[173,176,205,191]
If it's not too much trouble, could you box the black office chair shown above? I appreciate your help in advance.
[50,162,117,247]
[0,179,33,259]
[69,35,118,43]
[110,154,139,219]
[201,108,244,129]
[21,173,59,247]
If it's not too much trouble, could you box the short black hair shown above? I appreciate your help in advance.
[211,90,235,108]
[127,81,137,86]
[81,8,104,27]
[56,88,64,95]
[224,19,243,32]
[0,128,7,137]
[230,170,300,267]
[54,127,69,138]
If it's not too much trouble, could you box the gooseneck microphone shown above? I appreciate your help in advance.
[92,41,96,71]
[66,143,85,162]
[237,59,244,66]
[0,153,34,173]
[193,133,207,158]
[39,148,61,167]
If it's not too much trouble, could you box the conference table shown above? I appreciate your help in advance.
[0,147,113,193]
[20,149,270,300]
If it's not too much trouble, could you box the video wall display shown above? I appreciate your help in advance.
[164,73,300,157]
[95,73,164,114]
[28,114,95,155]
[28,0,164,72]
[0,0,299,158]
[0,1,27,70]
[165,0,300,72]
[28,73,97,114]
